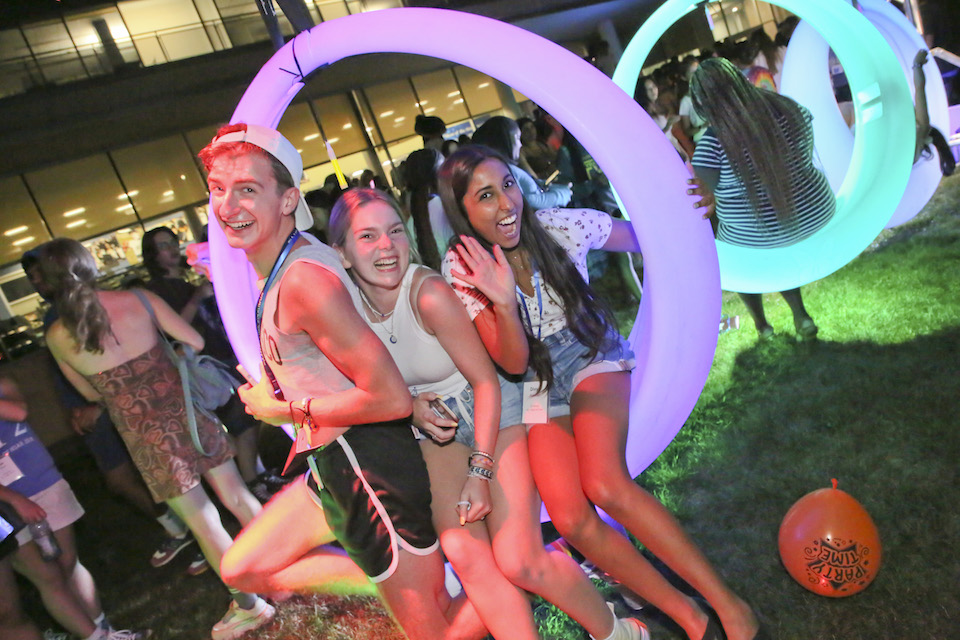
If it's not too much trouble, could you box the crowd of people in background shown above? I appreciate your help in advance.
[3,7,957,639]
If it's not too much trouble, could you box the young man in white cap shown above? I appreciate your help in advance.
[201,123,487,640]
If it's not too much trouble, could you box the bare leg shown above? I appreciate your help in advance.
[52,525,102,622]
[779,287,816,334]
[165,483,236,581]
[203,460,262,527]
[571,372,758,640]
[376,549,485,640]
[221,476,374,597]
[230,427,263,484]
[0,556,42,640]
[11,538,97,638]
[101,460,165,519]
[737,293,771,335]
[419,432,539,640]
[491,425,617,640]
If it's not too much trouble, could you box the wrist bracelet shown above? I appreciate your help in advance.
[469,456,494,469]
[300,397,316,431]
[467,465,494,481]
[471,450,495,465]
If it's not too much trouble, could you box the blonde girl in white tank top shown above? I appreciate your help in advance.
[330,188,649,640]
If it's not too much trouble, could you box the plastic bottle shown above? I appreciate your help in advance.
[29,518,61,561]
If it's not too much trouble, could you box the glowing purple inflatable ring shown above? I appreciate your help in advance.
[208,8,720,486]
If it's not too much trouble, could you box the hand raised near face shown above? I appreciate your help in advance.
[449,236,517,307]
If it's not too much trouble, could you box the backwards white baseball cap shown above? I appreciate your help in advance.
[211,124,314,231]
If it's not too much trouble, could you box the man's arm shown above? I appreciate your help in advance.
[0,377,28,422]
[238,262,411,432]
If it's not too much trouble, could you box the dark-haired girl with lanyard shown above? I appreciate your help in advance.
[438,145,763,640]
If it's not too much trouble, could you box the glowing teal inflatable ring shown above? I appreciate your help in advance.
[780,0,949,230]
[613,0,915,294]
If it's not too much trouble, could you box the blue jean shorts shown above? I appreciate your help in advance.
[432,376,524,448]
[517,327,635,421]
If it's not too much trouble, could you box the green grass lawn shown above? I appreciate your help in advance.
[28,172,960,639]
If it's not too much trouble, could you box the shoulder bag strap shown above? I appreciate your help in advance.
[132,290,210,456]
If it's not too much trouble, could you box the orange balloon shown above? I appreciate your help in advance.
[778,479,882,597]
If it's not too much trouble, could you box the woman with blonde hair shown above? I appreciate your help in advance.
[40,239,274,640]
[329,187,647,640]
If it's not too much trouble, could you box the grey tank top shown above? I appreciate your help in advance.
[259,234,364,404]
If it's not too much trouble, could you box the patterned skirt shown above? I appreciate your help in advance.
[85,344,234,502]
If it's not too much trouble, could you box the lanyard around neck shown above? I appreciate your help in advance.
[516,271,543,340]
[254,229,300,398]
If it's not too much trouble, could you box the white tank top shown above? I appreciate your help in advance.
[259,234,364,404]
[363,265,467,400]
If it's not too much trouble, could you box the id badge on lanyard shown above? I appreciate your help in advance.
[517,273,548,423]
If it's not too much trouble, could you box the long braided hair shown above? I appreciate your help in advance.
[690,57,810,224]
[38,238,115,354]
[404,148,445,270]
[438,145,616,388]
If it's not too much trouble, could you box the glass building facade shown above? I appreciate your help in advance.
[0,0,783,322]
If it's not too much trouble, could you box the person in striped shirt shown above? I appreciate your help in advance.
[689,57,836,340]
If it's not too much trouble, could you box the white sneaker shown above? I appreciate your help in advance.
[107,630,152,640]
[615,617,650,640]
[443,562,463,598]
[42,631,70,640]
[211,598,276,640]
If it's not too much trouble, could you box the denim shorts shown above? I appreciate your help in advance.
[517,327,635,421]
[432,376,524,448]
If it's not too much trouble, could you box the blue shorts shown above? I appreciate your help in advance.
[434,376,523,448]
[516,327,635,421]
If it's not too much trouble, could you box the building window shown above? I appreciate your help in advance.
[0,176,52,261]
[364,79,421,143]
[25,154,133,241]
[110,135,208,220]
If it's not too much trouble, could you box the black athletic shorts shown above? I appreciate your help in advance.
[305,420,438,582]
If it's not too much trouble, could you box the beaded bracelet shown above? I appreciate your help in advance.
[467,465,494,481]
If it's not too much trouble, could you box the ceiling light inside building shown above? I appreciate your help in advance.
[13,236,35,246]
[304,133,320,141]
[66,220,86,228]
[3,226,28,237]
[64,207,86,217]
